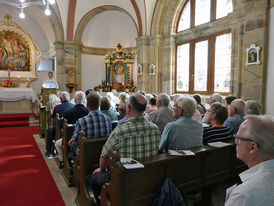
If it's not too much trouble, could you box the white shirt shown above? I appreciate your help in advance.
[42,78,59,89]
[225,159,274,206]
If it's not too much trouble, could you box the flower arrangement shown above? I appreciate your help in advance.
[1,79,19,88]
[123,84,132,89]
[98,84,105,89]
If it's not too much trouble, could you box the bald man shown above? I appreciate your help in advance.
[89,93,161,205]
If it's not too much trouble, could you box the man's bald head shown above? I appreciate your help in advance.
[128,93,147,115]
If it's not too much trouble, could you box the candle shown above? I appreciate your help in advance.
[27,78,29,81]
[18,75,19,79]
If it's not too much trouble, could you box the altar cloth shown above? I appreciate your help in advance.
[0,88,37,103]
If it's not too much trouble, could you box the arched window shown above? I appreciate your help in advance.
[176,0,233,94]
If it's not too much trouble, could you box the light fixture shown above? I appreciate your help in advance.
[19,7,25,19]
[0,0,55,18]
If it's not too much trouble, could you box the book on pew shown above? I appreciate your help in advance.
[208,141,232,148]
[168,149,195,156]
[120,158,144,169]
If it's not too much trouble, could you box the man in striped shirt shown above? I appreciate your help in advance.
[203,102,233,144]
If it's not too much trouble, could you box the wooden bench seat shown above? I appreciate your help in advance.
[99,144,246,206]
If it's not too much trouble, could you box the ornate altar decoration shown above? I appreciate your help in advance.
[105,43,135,92]
[0,15,41,79]
[0,69,19,88]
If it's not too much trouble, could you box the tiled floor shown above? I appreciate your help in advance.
[34,134,77,206]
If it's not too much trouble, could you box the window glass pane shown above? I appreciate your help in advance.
[216,0,233,19]
[214,33,232,93]
[38,58,55,71]
[178,1,191,32]
[194,40,208,91]
[177,44,190,92]
[195,0,210,26]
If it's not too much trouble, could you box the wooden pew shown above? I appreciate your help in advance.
[100,144,246,206]
[54,113,64,166]
[61,119,75,187]
[39,105,46,138]
[74,132,108,206]
[44,108,52,143]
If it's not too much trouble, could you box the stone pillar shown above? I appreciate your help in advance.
[136,36,150,92]
[162,34,175,94]
[55,41,78,95]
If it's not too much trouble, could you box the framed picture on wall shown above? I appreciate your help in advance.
[245,44,261,66]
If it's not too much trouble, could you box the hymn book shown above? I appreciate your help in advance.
[120,158,144,169]
[168,149,195,156]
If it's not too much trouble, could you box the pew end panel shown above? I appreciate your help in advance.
[61,119,75,187]
[75,132,108,206]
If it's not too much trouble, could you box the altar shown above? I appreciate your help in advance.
[0,88,38,114]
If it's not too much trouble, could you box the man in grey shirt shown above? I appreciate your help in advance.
[159,95,203,152]
[148,93,175,132]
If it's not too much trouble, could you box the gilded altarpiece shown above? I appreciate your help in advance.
[0,15,41,79]
[105,44,134,92]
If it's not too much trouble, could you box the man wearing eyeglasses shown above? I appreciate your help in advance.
[225,115,274,206]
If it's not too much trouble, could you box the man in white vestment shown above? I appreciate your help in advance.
[42,71,59,89]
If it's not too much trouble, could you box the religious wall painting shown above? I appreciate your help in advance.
[0,15,41,79]
[0,30,30,71]
[245,44,261,66]
[113,62,125,84]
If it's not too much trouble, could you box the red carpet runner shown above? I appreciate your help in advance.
[0,113,37,128]
[0,126,65,206]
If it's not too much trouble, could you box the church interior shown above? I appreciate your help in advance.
[1,0,274,205]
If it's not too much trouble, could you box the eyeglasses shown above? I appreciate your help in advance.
[234,135,260,148]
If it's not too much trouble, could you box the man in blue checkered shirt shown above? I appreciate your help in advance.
[68,92,112,159]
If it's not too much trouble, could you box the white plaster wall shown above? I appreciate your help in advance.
[56,0,69,40]
[74,0,138,38]
[81,54,105,92]
[266,8,274,115]
[81,10,137,47]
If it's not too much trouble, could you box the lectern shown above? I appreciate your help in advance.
[42,88,56,105]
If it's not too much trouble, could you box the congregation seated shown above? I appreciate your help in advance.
[88,93,161,205]
[46,93,60,112]
[225,95,237,108]
[55,91,89,168]
[111,89,120,105]
[144,97,157,118]
[202,93,223,124]
[100,97,118,122]
[245,100,261,115]
[118,92,129,105]
[225,115,274,205]
[68,92,112,160]
[203,102,233,144]
[117,103,128,126]
[193,94,207,115]
[148,93,175,132]
[224,99,246,135]
[159,95,203,152]
[45,91,74,158]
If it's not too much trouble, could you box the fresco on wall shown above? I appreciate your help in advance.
[0,30,30,71]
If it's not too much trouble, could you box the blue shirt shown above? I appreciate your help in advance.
[117,115,129,126]
[52,101,74,126]
[64,104,89,124]
[71,110,112,142]
[224,114,245,135]
[159,116,203,152]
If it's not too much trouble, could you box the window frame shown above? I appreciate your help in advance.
[175,29,232,95]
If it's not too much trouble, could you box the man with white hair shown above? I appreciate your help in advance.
[159,96,203,152]
[55,91,89,168]
[224,99,246,135]
[148,93,175,132]
[225,115,274,205]
[45,91,74,158]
